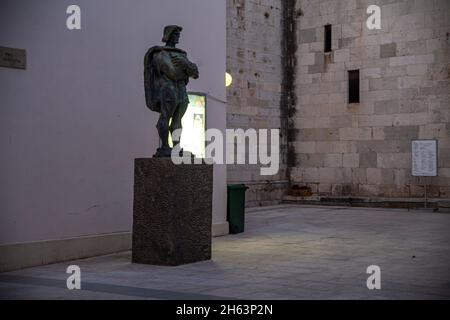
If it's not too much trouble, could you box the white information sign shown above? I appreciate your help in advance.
[412,140,438,177]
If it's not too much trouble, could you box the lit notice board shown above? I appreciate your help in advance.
[411,140,438,177]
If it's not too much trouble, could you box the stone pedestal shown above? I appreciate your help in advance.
[132,158,212,266]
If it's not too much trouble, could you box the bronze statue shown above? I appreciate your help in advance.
[144,25,199,157]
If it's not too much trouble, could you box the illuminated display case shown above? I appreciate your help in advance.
[169,93,206,158]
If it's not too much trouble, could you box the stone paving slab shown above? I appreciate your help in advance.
[1,205,449,300]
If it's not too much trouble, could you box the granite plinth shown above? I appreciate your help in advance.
[132,158,212,266]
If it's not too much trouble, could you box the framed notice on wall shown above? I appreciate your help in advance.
[411,140,438,177]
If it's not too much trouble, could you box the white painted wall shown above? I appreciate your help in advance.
[0,0,227,244]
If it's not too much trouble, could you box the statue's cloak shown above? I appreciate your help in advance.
[144,46,187,113]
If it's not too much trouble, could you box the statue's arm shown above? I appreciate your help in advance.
[171,55,199,79]
[186,60,199,79]
[155,51,178,81]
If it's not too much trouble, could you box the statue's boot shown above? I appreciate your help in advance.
[154,117,173,158]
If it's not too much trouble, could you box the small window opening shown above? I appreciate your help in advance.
[348,70,360,104]
[324,25,332,53]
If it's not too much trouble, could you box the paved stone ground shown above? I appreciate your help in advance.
[1,205,450,300]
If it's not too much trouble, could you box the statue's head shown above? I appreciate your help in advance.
[162,25,183,46]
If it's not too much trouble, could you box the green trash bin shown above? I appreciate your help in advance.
[227,184,249,234]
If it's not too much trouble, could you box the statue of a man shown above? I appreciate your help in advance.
[144,25,199,157]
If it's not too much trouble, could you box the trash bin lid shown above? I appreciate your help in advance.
[227,184,248,190]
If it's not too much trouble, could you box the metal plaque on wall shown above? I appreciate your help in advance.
[0,46,26,69]
[412,140,438,177]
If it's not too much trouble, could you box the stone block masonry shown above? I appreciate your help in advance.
[226,0,288,206]
[291,0,450,200]
[227,0,450,205]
